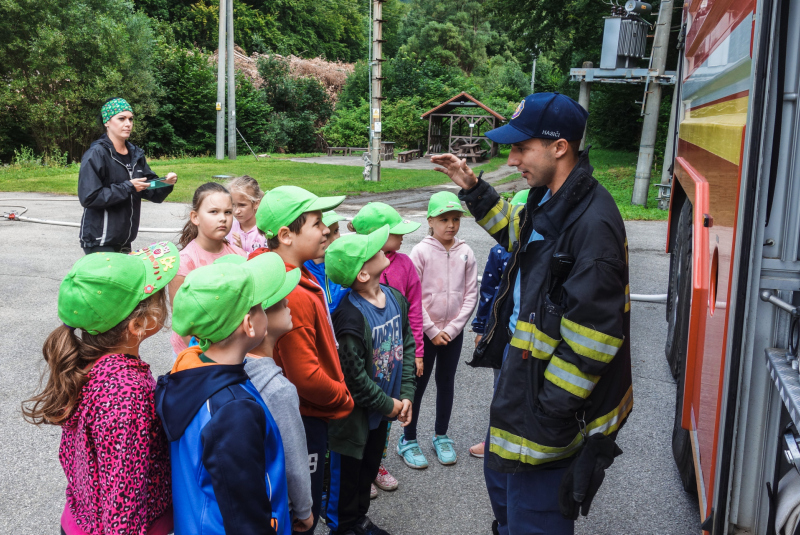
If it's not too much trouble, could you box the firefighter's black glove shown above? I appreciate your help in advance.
[558,434,623,519]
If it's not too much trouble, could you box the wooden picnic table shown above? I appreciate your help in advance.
[457,143,486,163]
[381,142,396,161]
[326,146,348,156]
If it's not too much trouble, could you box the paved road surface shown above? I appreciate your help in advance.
[0,190,699,534]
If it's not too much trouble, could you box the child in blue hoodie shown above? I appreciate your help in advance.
[156,252,301,535]
[304,210,350,313]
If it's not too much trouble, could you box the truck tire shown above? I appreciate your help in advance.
[665,201,693,378]
[667,201,697,494]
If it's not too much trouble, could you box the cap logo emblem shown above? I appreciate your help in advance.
[542,130,560,137]
[159,256,177,271]
[512,100,525,120]
[144,284,154,294]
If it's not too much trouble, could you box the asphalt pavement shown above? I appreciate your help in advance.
[0,190,700,534]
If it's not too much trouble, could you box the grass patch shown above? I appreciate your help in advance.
[495,172,522,186]
[0,156,450,203]
[0,148,667,220]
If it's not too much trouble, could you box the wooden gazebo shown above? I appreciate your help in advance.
[421,92,506,157]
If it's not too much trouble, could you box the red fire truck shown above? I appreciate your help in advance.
[665,0,800,531]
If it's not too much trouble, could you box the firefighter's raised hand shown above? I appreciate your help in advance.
[431,153,479,190]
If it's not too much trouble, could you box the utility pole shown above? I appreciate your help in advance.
[530,54,537,93]
[631,0,673,206]
[226,0,236,160]
[216,0,226,160]
[578,61,592,151]
[368,0,384,182]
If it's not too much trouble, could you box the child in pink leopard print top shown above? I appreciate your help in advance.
[23,242,181,535]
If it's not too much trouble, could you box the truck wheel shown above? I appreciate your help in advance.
[665,201,693,378]
[667,201,697,494]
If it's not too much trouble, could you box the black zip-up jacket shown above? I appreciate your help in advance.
[78,134,173,249]
[459,150,633,473]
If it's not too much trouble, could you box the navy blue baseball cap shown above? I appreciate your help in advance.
[485,93,588,144]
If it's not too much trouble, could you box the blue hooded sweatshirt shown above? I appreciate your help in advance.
[304,259,349,313]
[155,348,291,535]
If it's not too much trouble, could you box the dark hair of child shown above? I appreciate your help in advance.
[266,213,307,250]
[178,182,231,249]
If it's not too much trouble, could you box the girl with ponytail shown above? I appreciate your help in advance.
[22,242,182,535]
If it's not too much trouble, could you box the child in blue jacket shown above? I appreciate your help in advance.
[156,252,301,534]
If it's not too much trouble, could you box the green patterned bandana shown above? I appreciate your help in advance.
[101,98,133,124]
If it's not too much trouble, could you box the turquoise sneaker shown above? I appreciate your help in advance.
[397,436,428,469]
[432,434,457,465]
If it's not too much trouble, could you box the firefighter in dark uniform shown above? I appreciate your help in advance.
[431,92,632,535]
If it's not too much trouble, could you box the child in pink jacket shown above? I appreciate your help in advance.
[350,201,423,492]
[397,191,477,469]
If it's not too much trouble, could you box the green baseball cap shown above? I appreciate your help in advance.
[325,225,390,287]
[351,202,421,235]
[173,251,294,350]
[511,189,530,205]
[58,241,180,335]
[322,210,345,228]
[427,191,468,218]
[256,186,345,239]
[212,253,301,308]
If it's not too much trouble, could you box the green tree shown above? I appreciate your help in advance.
[0,0,159,161]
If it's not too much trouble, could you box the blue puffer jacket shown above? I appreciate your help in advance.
[304,259,350,313]
[155,350,291,535]
[471,244,512,335]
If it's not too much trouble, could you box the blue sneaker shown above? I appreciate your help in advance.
[396,436,428,469]
[432,434,457,465]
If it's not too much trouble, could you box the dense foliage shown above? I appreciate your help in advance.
[0,0,676,163]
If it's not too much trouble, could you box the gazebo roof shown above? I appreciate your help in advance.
[421,92,506,121]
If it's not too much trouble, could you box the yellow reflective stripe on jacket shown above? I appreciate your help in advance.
[560,317,623,363]
[489,427,585,465]
[477,199,511,235]
[586,385,634,436]
[508,204,525,250]
[509,320,560,360]
[624,284,631,313]
[488,385,634,466]
[544,356,600,398]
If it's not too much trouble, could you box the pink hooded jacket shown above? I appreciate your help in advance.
[380,251,424,359]
[410,235,478,340]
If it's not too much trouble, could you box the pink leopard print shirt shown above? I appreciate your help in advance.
[59,354,171,535]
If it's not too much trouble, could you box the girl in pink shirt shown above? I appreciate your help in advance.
[169,182,246,356]
[23,242,181,535]
[226,175,267,254]
[398,191,478,469]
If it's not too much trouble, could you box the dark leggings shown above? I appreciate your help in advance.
[82,243,132,255]
[404,331,464,441]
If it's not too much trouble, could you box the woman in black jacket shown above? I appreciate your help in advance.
[78,97,178,254]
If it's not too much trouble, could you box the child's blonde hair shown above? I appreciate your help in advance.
[227,175,264,204]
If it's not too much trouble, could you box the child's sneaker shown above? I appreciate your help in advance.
[396,436,428,469]
[432,434,457,465]
[355,515,391,535]
[370,483,378,500]
[374,464,398,491]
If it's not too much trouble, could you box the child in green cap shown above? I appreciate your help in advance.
[254,185,354,534]
[304,210,350,313]
[349,201,423,493]
[156,252,299,535]
[398,191,478,469]
[324,226,417,535]
[23,242,182,535]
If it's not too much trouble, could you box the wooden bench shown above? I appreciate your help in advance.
[409,149,420,159]
[397,150,415,163]
[326,146,348,156]
[348,147,368,155]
